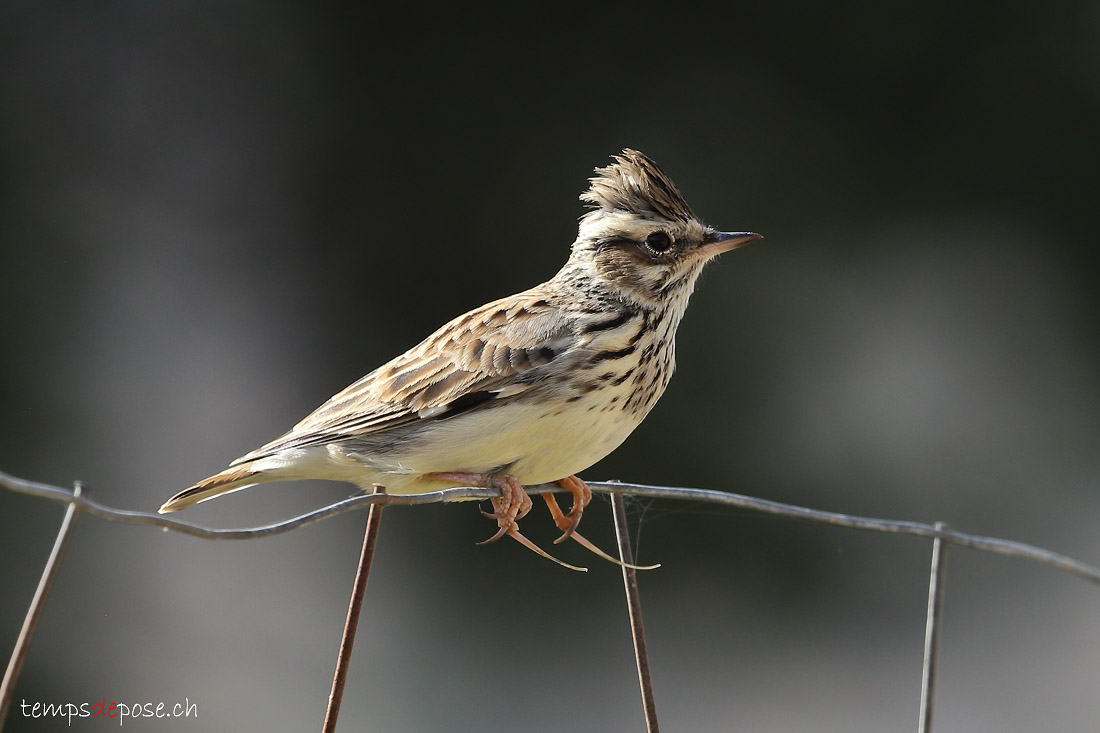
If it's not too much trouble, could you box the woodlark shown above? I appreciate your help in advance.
[160,149,760,570]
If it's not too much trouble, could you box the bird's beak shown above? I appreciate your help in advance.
[698,231,763,259]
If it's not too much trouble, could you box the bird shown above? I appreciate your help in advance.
[159,149,760,570]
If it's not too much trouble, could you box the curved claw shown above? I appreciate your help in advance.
[553,511,584,545]
[476,524,509,546]
[569,529,660,571]
[506,529,587,572]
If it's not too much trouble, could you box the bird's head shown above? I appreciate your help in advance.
[564,149,760,308]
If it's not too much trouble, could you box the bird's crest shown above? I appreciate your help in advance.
[581,149,697,223]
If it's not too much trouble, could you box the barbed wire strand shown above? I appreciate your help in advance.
[2,470,1098,585]
[612,492,659,732]
[0,483,84,730]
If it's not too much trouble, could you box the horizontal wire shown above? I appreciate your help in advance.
[2,469,1098,585]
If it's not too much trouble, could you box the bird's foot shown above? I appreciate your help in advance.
[426,471,586,572]
[551,474,591,543]
[543,476,660,571]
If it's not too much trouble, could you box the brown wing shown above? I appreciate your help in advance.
[232,288,576,465]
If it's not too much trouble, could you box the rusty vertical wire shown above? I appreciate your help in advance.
[322,484,386,733]
[1,482,85,728]
[611,492,659,733]
[918,522,949,733]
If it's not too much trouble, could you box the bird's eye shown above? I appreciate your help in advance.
[644,231,673,254]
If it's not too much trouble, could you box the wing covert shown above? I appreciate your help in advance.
[233,290,575,464]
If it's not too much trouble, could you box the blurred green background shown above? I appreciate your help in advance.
[2,3,1099,731]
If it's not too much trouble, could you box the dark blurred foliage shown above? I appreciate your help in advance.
[2,2,1099,731]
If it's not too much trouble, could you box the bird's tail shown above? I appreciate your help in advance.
[158,466,264,513]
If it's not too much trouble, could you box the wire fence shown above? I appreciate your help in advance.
[2,467,1099,731]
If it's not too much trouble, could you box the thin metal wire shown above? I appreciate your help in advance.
[323,484,386,733]
[918,523,949,733]
[0,483,85,728]
[612,493,659,732]
[2,470,1098,585]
